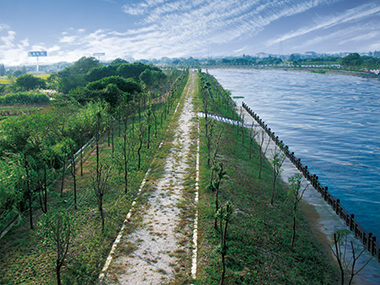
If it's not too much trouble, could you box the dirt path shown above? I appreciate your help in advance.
[101,73,199,284]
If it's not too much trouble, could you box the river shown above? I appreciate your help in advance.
[207,68,380,239]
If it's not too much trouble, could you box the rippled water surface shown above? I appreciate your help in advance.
[208,68,380,238]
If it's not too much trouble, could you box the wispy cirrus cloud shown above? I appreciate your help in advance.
[1,0,379,65]
[267,3,380,46]
[116,0,337,58]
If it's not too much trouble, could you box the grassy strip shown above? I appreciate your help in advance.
[0,72,188,284]
[194,72,339,284]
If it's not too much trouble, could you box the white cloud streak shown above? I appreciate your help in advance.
[268,3,380,45]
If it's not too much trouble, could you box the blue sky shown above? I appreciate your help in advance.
[0,0,379,66]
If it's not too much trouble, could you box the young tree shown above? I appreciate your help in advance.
[115,131,135,194]
[258,130,270,179]
[91,161,113,234]
[209,130,223,185]
[248,122,258,159]
[207,163,227,230]
[137,123,144,170]
[288,173,308,247]
[39,211,74,285]
[145,107,152,149]
[69,152,78,209]
[330,229,374,285]
[270,147,286,205]
[215,201,233,285]
[59,138,76,197]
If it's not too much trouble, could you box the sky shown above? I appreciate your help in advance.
[0,0,379,66]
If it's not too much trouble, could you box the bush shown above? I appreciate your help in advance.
[0,92,50,105]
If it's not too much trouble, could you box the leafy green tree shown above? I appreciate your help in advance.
[13,70,23,77]
[341,53,363,67]
[85,65,116,82]
[58,75,87,94]
[139,69,166,87]
[109,58,128,66]
[0,158,24,230]
[46,73,60,90]
[58,56,100,78]
[14,74,46,91]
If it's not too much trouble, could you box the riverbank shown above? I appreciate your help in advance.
[202,65,380,81]
[239,105,380,285]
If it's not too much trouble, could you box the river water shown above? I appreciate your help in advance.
[207,68,380,239]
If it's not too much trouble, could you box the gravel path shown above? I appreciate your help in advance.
[102,73,198,284]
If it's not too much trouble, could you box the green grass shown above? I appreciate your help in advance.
[194,72,339,284]
[0,76,9,84]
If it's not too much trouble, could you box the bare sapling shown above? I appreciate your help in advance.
[215,201,233,285]
[330,229,374,285]
[288,173,308,247]
[212,163,227,230]
[270,146,286,205]
[249,122,258,159]
[70,153,77,209]
[39,211,74,285]
[258,130,270,179]
[91,160,113,234]
[209,130,223,185]
[137,123,144,170]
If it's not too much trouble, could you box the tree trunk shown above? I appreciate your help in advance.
[25,164,33,230]
[291,208,296,247]
[214,188,219,230]
[56,261,61,285]
[111,125,114,155]
[61,160,66,197]
[138,139,142,170]
[270,170,276,205]
[147,125,151,149]
[99,195,104,233]
[72,157,77,209]
[123,134,128,194]
[80,147,83,176]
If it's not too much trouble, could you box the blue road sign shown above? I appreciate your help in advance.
[28,51,47,57]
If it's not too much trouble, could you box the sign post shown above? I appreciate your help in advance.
[93,53,105,61]
[28,51,47,72]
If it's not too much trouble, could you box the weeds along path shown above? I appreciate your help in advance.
[103,73,198,284]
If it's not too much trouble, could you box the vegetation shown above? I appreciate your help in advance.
[194,71,338,284]
[330,229,374,285]
[0,56,188,283]
[1,58,367,284]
